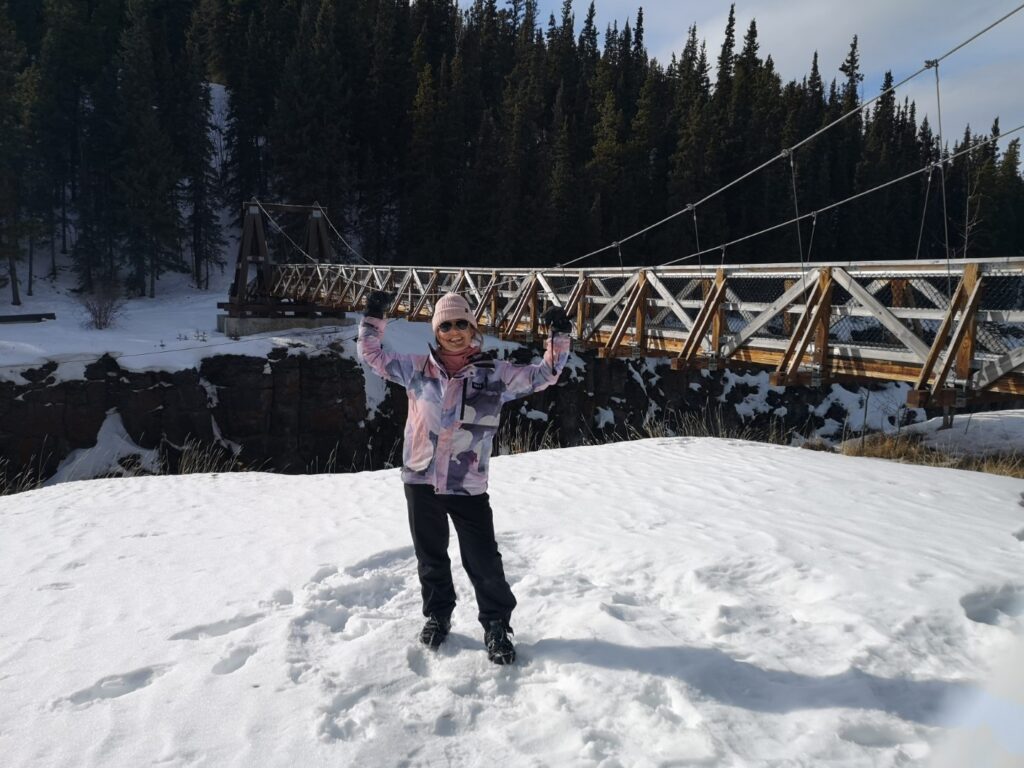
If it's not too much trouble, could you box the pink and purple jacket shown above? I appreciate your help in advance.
[357,317,570,496]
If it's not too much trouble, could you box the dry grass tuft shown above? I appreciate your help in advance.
[0,459,43,496]
[841,432,1024,479]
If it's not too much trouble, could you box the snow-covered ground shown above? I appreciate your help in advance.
[1,436,1022,767]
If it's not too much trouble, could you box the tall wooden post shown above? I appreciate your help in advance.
[529,276,539,338]
[710,268,726,360]
[576,277,591,342]
[634,271,649,353]
[229,202,272,313]
[954,264,980,383]
[783,278,795,336]
[811,268,834,385]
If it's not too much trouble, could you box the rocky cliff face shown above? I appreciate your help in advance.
[0,343,929,486]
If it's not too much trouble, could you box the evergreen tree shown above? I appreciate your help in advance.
[586,89,626,258]
[181,13,225,288]
[74,60,121,291]
[0,1,26,303]
[268,0,351,230]
[111,0,182,297]
[495,0,546,265]
[7,0,44,55]
[401,59,445,263]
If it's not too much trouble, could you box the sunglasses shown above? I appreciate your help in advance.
[438,319,471,333]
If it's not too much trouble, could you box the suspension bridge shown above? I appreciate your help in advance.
[218,5,1024,410]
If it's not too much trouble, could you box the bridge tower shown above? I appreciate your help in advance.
[216,201,352,337]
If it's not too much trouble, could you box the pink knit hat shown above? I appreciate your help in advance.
[431,293,478,335]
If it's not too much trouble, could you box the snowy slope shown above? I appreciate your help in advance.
[1,438,1022,767]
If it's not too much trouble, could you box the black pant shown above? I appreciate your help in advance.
[404,483,517,629]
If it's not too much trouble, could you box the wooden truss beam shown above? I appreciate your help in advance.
[770,268,833,386]
[907,264,983,407]
[672,269,727,370]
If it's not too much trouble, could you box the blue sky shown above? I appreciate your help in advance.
[469,1,1024,148]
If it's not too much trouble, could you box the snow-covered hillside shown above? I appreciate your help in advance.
[1,437,1022,767]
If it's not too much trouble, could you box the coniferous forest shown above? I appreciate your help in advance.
[1,0,1022,300]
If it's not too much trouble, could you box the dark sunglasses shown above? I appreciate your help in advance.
[438,319,471,333]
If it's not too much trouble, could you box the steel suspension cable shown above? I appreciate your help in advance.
[655,123,1024,268]
[316,205,375,266]
[253,199,318,265]
[914,165,934,260]
[930,62,954,299]
[786,151,810,292]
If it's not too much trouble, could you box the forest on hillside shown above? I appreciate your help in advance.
[1,0,1022,301]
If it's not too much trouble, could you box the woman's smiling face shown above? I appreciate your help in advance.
[436,321,472,352]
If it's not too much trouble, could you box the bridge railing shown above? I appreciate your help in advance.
[269,257,1024,404]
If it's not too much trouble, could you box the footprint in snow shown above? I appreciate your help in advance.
[58,665,172,708]
[212,646,257,675]
[343,546,415,577]
[38,582,74,591]
[168,613,263,641]
[319,686,377,742]
[1015,528,1024,542]
[599,592,648,622]
[837,721,910,748]
[406,647,429,678]
[270,589,294,606]
[959,584,1023,626]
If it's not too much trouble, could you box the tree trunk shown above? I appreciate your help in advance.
[149,249,155,298]
[27,234,34,296]
[49,206,56,279]
[5,234,21,306]
[61,182,67,254]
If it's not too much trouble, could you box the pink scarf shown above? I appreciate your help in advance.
[436,345,480,376]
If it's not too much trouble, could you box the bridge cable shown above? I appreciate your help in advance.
[786,150,811,295]
[806,212,819,263]
[691,205,704,283]
[928,61,955,302]
[253,198,401,306]
[653,123,1024,269]
[913,165,935,260]
[252,199,318,266]
[316,204,375,266]
[555,1,1024,271]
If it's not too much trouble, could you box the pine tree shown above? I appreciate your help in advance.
[401,58,445,263]
[6,0,44,55]
[495,0,546,265]
[0,1,26,304]
[74,60,121,291]
[586,90,625,258]
[268,0,351,231]
[181,13,225,288]
[111,0,182,297]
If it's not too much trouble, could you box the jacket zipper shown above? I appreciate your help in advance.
[459,378,467,421]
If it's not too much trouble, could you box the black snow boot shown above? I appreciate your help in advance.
[484,620,515,665]
[419,615,451,649]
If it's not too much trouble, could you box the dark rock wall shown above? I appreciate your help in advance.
[0,343,991,485]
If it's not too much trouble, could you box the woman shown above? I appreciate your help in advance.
[357,290,572,664]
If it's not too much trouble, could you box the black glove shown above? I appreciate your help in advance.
[364,290,392,319]
[542,306,572,334]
